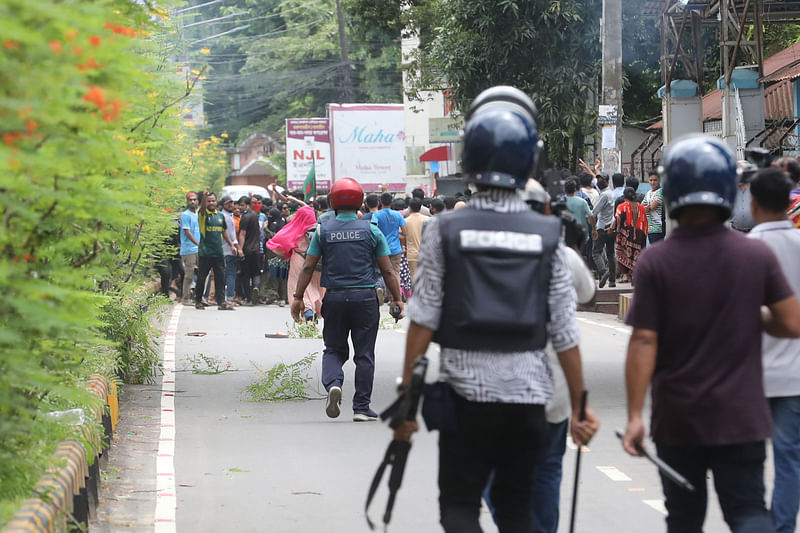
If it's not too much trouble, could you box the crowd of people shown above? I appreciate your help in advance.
[160,183,473,313]
[554,153,800,289]
[160,152,800,320]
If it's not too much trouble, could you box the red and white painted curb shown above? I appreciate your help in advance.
[154,303,181,533]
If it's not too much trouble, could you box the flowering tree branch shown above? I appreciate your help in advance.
[130,65,207,132]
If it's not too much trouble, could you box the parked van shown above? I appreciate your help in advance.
[220,184,272,201]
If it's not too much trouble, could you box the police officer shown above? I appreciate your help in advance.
[392,86,599,532]
[291,178,403,422]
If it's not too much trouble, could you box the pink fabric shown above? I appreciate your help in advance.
[288,235,325,316]
[266,206,317,259]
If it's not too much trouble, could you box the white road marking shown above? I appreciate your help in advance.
[643,499,667,515]
[597,466,632,481]
[565,436,591,452]
[154,303,182,533]
[576,316,631,335]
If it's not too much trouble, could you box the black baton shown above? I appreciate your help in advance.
[568,390,588,533]
[614,428,695,492]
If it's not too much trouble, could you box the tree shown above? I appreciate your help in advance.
[177,0,402,141]
[406,0,601,168]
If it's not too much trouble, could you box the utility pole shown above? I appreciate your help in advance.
[600,0,623,176]
[335,0,354,103]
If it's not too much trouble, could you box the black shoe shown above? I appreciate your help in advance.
[609,281,616,288]
[599,271,609,288]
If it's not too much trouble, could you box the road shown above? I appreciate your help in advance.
[93,303,743,532]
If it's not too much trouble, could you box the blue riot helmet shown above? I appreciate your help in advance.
[461,86,541,189]
[660,135,738,219]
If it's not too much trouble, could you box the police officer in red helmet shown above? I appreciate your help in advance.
[292,177,403,422]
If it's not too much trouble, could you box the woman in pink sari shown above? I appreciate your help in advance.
[266,205,324,321]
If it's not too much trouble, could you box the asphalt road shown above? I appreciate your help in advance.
[97,302,744,532]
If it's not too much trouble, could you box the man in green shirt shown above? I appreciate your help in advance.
[196,191,236,310]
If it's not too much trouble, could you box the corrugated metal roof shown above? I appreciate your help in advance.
[765,80,795,120]
[649,40,800,129]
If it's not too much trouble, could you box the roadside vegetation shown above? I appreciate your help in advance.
[0,0,226,524]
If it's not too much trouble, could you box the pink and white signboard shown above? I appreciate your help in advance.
[285,118,332,191]
[328,104,406,192]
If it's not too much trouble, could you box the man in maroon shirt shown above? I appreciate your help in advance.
[622,136,800,533]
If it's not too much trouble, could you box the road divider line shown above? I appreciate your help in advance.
[597,466,632,481]
[566,436,591,452]
[154,303,182,533]
[643,499,667,515]
[575,316,631,335]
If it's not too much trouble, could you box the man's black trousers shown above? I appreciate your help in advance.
[656,441,772,533]
[438,395,546,533]
[196,255,225,305]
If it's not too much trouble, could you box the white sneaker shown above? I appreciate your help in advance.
[353,409,378,422]
[325,386,342,418]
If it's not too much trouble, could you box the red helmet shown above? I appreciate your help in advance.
[329,177,364,210]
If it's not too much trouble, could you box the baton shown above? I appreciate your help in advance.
[568,390,587,533]
[614,428,695,492]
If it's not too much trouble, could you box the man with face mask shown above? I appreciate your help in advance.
[238,195,264,305]
[220,195,242,304]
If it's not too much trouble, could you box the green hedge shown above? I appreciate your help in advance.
[0,0,226,524]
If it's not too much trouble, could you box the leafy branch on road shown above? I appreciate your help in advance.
[244,353,322,402]
[186,353,231,375]
[287,321,323,339]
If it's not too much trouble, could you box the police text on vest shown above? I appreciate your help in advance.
[328,230,362,242]
[459,230,543,253]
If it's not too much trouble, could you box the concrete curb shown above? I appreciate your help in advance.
[618,293,632,321]
[2,374,118,533]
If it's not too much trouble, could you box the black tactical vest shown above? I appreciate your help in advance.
[319,218,375,289]
[432,207,561,352]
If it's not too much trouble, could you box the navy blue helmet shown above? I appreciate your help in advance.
[461,86,541,190]
[660,135,738,218]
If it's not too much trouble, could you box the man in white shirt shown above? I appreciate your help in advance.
[748,167,800,533]
[220,195,241,303]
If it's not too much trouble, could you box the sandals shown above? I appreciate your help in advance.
[195,302,206,310]
[218,301,235,310]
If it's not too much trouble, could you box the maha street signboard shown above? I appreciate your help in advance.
[328,103,406,192]
[285,118,332,192]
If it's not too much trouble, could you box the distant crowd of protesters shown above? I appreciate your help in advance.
[156,153,800,308]
[157,185,470,313]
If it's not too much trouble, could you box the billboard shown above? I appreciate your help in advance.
[328,104,406,192]
[285,118,332,192]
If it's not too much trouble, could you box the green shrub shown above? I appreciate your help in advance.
[100,288,168,384]
[0,0,226,523]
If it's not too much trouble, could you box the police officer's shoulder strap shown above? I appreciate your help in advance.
[437,206,561,248]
